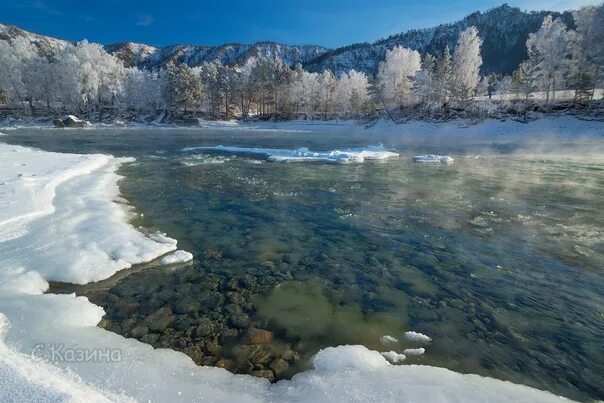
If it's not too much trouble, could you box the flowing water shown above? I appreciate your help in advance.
[2,126,603,401]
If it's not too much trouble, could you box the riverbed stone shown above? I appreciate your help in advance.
[183,345,204,365]
[194,318,214,337]
[227,292,245,305]
[174,298,201,314]
[144,306,174,332]
[204,341,222,356]
[129,325,149,338]
[228,313,250,328]
[216,358,235,371]
[246,328,273,345]
[269,358,289,377]
[251,369,275,382]
[223,303,242,315]
[140,333,160,345]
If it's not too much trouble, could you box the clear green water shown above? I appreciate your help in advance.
[3,127,604,401]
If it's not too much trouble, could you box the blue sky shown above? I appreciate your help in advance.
[1,0,599,48]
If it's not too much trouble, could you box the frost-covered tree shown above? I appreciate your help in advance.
[451,27,483,101]
[570,5,604,101]
[525,16,572,103]
[47,41,125,112]
[573,5,604,77]
[513,57,539,101]
[413,53,437,105]
[434,46,453,104]
[237,58,258,117]
[0,37,37,107]
[346,70,371,116]
[495,75,513,101]
[318,70,337,117]
[334,69,370,117]
[121,68,161,111]
[377,46,421,110]
[162,62,202,112]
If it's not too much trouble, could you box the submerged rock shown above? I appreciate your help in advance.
[144,307,175,332]
[246,328,274,345]
[269,358,289,376]
[228,313,250,328]
[250,369,275,381]
[129,325,149,338]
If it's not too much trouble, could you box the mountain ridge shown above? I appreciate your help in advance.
[0,4,577,75]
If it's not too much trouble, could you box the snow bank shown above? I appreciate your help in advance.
[182,144,399,163]
[160,250,194,265]
[0,142,570,402]
[270,346,566,402]
[0,143,177,284]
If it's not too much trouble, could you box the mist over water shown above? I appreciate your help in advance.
[3,124,603,401]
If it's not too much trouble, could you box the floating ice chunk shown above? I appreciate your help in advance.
[380,351,406,364]
[181,144,399,163]
[405,331,432,343]
[403,348,426,356]
[413,155,454,164]
[160,250,193,265]
[380,335,399,345]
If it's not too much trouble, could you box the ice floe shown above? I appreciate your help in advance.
[405,331,432,343]
[404,347,426,356]
[181,144,399,163]
[413,154,454,164]
[160,250,194,265]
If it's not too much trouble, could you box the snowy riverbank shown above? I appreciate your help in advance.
[0,134,583,401]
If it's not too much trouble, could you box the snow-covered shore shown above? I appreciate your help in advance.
[0,139,574,401]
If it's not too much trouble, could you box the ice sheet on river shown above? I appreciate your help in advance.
[0,141,569,402]
[182,144,399,163]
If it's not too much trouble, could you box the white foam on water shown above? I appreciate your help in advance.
[181,144,399,163]
[0,142,571,402]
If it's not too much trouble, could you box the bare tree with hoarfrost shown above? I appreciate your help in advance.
[451,27,483,101]
[377,46,421,111]
[162,62,202,113]
[570,5,604,101]
[121,68,161,111]
[525,16,572,103]
[0,37,37,107]
[333,70,370,117]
